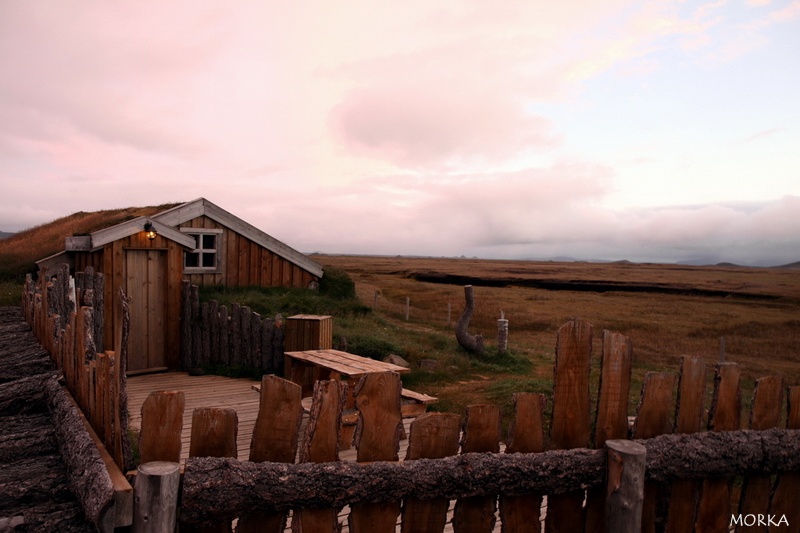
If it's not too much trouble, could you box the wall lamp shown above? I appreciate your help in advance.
[144,221,157,241]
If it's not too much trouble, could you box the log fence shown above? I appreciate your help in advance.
[139,319,798,532]
[181,281,285,374]
[18,270,800,531]
[22,264,132,473]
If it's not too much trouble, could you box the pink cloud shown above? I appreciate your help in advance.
[331,83,557,168]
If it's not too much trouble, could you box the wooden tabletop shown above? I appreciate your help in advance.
[284,349,410,378]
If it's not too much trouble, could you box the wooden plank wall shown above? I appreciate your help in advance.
[179,215,318,289]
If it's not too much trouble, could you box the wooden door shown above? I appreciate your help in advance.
[125,249,167,372]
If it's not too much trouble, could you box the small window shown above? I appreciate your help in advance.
[184,231,219,272]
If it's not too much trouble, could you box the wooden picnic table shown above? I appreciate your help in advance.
[283,349,435,450]
[284,349,410,397]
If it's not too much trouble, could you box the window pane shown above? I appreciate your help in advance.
[202,252,216,268]
[185,252,199,267]
[202,234,216,250]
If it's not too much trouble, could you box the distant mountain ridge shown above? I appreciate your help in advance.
[0,231,14,240]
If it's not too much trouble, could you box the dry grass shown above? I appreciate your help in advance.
[0,203,181,282]
[311,254,800,429]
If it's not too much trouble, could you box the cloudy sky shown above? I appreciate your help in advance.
[1,1,799,266]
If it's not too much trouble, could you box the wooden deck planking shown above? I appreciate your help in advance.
[127,372,413,463]
[285,349,411,377]
[126,372,543,531]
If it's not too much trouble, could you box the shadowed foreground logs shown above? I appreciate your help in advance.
[180,428,800,525]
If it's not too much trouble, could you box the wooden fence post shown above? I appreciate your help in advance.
[132,461,180,533]
[499,393,546,533]
[239,375,303,533]
[453,404,501,533]
[605,440,646,533]
[666,355,707,533]
[632,371,677,532]
[585,331,633,533]
[185,407,238,533]
[139,391,185,464]
[694,362,741,532]
[737,375,784,525]
[497,312,508,354]
[349,372,403,533]
[547,318,593,533]
[401,412,462,533]
[771,386,800,526]
[295,379,349,532]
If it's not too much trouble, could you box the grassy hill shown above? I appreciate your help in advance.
[0,204,180,283]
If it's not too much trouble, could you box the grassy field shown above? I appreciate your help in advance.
[308,254,800,429]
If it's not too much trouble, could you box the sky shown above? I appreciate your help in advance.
[1,1,799,266]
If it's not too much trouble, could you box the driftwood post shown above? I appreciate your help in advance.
[132,461,180,533]
[605,440,646,533]
[455,285,483,355]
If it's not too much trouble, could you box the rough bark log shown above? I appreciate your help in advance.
[45,376,115,525]
[0,372,55,415]
[0,413,58,462]
[117,289,134,472]
[455,285,483,355]
[0,454,77,508]
[181,428,800,525]
[181,449,602,523]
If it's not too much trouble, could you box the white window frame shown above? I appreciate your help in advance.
[181,228,223,273]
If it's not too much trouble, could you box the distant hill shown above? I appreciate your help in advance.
[0,203,181,281]
[0,231,15,240]
[775,261,800,269]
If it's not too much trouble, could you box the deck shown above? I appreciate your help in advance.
[126,371,543,532]
[126,371,415,463]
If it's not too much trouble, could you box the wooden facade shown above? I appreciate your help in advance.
[38,198,324,373]
[177,215,318,289]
